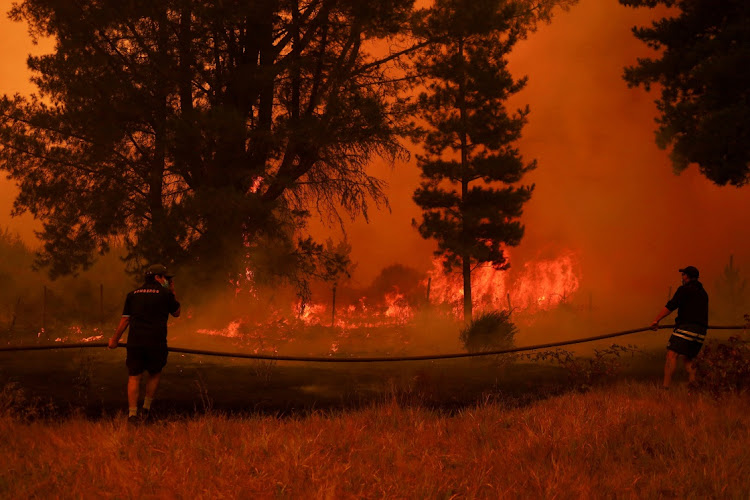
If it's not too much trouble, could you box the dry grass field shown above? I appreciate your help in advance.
[1,380,749,499]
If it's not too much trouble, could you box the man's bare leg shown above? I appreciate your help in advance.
[684,357,697,384]
[144,372,161,400]
[141,372,162,416]
[663,350,679,389]
[128,375,141,416]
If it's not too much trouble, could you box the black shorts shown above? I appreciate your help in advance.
[666,335,703,360]
[126,345,168,376]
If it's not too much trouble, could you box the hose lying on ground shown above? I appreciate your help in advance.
[0,324,746,362]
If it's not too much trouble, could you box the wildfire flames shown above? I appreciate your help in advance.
[196,250,581,346]
[46,251,580,353]
[426,250,581,316]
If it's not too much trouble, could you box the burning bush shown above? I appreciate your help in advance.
[460,310,517,353]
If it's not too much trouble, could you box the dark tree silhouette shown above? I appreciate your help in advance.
[714,255,748,323]
[620,0,750,187]
[0,0,416,281]
[411,0,564,322]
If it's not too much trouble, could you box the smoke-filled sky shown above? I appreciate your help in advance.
[1,0,749,316]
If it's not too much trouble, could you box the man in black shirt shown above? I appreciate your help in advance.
[650,266,709,389]
[109,264,181,422]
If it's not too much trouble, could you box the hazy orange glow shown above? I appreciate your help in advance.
[1,0,750,326]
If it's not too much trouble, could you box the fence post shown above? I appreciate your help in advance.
[9,297,21,332]
[331,284,337,327]
[42,285,47,332]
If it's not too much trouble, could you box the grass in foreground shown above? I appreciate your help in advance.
[1,381,748,499]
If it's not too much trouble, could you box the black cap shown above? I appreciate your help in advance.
[145,264,174,278]
[678,266,699,279]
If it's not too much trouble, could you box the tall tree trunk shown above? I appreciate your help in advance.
[150,6,169,263]
[176,1,196,187]
[291,0,301,122]
[462,255,472,323]
[458,37,472,324]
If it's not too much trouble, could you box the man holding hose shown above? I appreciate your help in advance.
[109,264,181,423]
[650,266,709,389]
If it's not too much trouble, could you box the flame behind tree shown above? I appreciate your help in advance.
[412,0,540,323]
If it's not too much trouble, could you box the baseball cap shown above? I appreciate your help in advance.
[678,266,699,279]
[145,264,174,278]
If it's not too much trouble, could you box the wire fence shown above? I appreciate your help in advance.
[2,283,120,334]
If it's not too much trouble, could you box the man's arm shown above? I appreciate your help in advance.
[652,285,684,330]
[169,280,181,317]
[108,317,130,349]
[650,307,672,330]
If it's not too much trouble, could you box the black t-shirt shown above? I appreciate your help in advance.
[122,282,180,346]
[665,280,709,331]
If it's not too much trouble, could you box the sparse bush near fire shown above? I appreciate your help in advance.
[460,310,517,353]
[525,344,641,389]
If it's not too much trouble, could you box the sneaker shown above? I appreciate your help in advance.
[127,415,140,425]
[141,408,151,423]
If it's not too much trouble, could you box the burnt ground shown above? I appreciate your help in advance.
[0,345,671,419]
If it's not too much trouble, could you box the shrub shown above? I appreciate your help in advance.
[694,336,750,396]
[0,382,56,421]
[460,310,517,353]
[525,344,640,389]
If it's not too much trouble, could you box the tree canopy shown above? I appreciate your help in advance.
[0,0,415,281]
[621,0,750,186]
[0,0,574,288]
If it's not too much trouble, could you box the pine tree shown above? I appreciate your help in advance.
[411,0,538,323]
[620,0,750,187]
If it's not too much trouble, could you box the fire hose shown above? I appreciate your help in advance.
[0,324,746,362]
